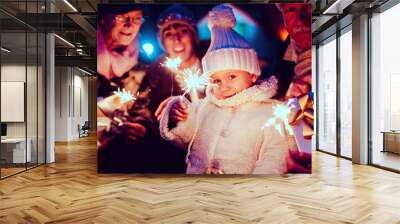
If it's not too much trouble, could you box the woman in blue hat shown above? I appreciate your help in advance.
[148,4,205,105]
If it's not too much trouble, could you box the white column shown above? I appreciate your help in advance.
[352,14,369,164]
[46,33,55,163]
[46,0,55,163]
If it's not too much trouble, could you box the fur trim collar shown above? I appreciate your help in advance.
[206,76,278,108]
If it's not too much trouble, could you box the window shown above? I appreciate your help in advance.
[371,3,400,171]
[339,28,352,158]
[317,36,337,154]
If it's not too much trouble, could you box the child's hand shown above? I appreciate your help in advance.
[155,96,174,122]
[170,100,189,123]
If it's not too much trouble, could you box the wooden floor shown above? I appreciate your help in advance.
[0,135,400,223]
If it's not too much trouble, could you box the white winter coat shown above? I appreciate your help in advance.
[160,77,297,174]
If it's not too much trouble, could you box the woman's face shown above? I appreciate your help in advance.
[105,10,143,47]
[162,24,197,68]
[210,70,257,100]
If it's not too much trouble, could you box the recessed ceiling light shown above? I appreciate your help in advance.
[1,47,11,53]
[63,0,78,12]
[77,67,93,76]
[54,34,75,48]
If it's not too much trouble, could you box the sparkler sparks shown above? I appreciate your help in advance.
[113,88,136,104]
[261,103,294,136]
[162,57,182,71]
[182,69,209,96]
[162,56,209,100]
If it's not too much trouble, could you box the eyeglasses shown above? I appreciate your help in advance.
[114,14,145,25]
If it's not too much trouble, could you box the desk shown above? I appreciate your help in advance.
[1,138,31,163]
[381,131,400,154]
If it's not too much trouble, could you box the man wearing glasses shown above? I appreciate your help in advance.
[97,5,156,173]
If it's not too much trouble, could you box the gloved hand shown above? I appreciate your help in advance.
[169,98,189,124]
[155,96,174,122]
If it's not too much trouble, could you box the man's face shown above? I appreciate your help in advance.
[162,24,196,65]
[210,70,257,100]
[107,10,143,47]
[281,4,312,50]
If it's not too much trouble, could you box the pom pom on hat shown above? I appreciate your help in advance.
[208,5,236,29]
[202,4,261,77]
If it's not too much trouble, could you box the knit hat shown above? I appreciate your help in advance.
[201,4,261,77]
[157,4,199,46]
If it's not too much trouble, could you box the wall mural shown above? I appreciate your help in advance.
[97,3,313,174]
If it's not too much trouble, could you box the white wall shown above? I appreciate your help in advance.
[1,65,35,138]
[55,66,89,141]
[55,66,69,141]
[1,64,45,163]
[73,72,89,138]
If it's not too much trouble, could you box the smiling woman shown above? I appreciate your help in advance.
[147,4,204,102]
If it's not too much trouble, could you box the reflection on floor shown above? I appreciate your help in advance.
[373,150,400,171]
[0,167,25,177]
[0,163,38,178]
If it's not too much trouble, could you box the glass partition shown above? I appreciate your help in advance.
[1,30,28,177]
[0,0,46,179]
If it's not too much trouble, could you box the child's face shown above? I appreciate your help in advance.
[210,70,257,99]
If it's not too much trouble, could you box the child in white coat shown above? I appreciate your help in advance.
[159,5,297,174]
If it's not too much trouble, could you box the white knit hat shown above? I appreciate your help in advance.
[202,5,261,77]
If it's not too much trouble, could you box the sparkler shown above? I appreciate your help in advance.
[261,103,294,136]
[162,56,209,100]
[162,56,182,71]
[113,88,136,104]
[181,68,209,97]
